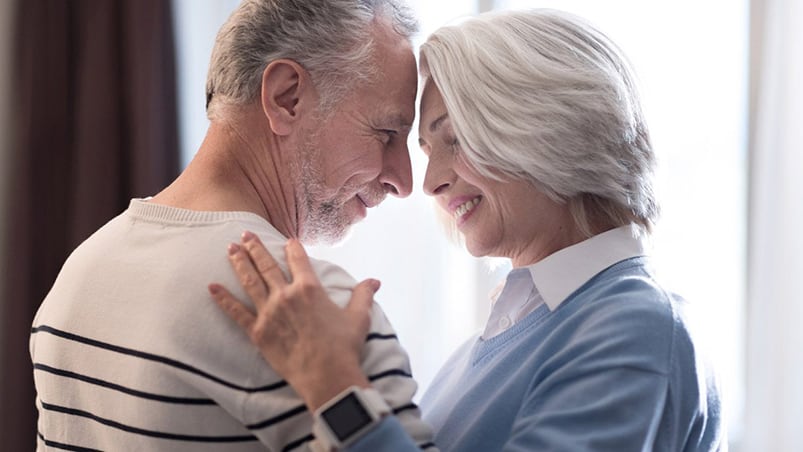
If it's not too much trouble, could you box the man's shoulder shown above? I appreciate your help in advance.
[305,255,358,291]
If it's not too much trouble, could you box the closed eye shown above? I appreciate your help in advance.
[377,129,398,145]
[446,135,461,153]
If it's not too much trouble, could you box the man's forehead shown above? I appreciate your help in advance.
[371,85,416,128]
[365,31,417,128]
[382,111,414,130]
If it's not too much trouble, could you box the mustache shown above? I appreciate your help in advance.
[356,185,388,208]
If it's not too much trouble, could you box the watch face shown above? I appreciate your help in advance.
[321,392,373,441]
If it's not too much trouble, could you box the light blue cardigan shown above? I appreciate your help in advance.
[352,255,724,451]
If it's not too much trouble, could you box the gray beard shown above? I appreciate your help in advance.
[300,196,351,245]
[296,139,352,246]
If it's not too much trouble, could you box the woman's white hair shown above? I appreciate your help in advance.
[206,0,417,118]
[420,8,659,237]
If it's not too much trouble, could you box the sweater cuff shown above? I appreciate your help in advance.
[348,416,422,452]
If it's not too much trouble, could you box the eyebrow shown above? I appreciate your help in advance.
[382,113,414,132]
[428,113,449,133]
[418,113,451,148]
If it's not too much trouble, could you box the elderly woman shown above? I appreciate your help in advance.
[209,8,724,451]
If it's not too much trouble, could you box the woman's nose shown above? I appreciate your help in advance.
[423,155,454,196]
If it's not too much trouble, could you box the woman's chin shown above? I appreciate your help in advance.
[463,238,489,259]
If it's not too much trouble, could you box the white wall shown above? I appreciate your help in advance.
[172,0,241,167]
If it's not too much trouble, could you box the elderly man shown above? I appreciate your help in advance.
[30,1,432,450]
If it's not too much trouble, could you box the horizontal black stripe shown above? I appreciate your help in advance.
[420,442,437,450]
[34,363,216,405]
[33,325,413,395]
[32,325,287,393]
[392,402,418,415]
[365,332,398,341]
[246,404,307,430]
[282,433,315,452]
[368,368,413,381]
[41,401,257,443]
[38,431,102,452]
[34,325,417,445]
[36,363,315,441]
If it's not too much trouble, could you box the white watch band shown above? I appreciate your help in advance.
[312,386,391,451]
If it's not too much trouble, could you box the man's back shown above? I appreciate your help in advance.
[31,199,431,451]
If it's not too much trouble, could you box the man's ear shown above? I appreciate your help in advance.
[260,59,314,136]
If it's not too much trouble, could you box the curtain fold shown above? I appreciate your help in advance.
[746,0,803,450]
[0,0,179,448]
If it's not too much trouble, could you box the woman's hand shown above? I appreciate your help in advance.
[208,231,380,410]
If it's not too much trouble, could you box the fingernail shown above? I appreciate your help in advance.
[242,231,255,242]
[208,284,221,295]
[369,279,381,292]
[228,243,240,255]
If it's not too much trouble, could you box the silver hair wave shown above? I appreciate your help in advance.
[420,9,660,236]
[206,0,418,117]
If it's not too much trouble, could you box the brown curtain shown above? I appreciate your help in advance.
[0,0,180,448]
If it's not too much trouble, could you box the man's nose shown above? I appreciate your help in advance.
[379,141,413,198]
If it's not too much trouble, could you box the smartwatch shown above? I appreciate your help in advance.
[312,385,391,450]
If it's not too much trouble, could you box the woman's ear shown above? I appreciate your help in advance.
[260,59,315,136]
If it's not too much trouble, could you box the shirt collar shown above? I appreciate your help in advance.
[526,224,650,311]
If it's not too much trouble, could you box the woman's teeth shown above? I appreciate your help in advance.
[454,197,480,218]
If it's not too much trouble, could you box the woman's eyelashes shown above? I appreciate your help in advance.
[443,133,462,154]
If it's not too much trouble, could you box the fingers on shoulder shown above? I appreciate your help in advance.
[284,239,318,282]
[228,243,269,300]
[208,284,257,330]
[347,279,380,316]
[241,231,287,286]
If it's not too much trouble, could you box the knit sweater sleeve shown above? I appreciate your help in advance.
[307,258,435,451]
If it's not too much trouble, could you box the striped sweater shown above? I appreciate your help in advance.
[30,199,433,451]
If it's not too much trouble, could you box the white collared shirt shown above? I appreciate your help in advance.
[482,224,650,340]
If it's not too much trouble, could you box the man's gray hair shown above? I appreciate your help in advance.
[420,9,659,236]
[206,0,418,117]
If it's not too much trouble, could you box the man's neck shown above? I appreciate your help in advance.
[151,108,299,238]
